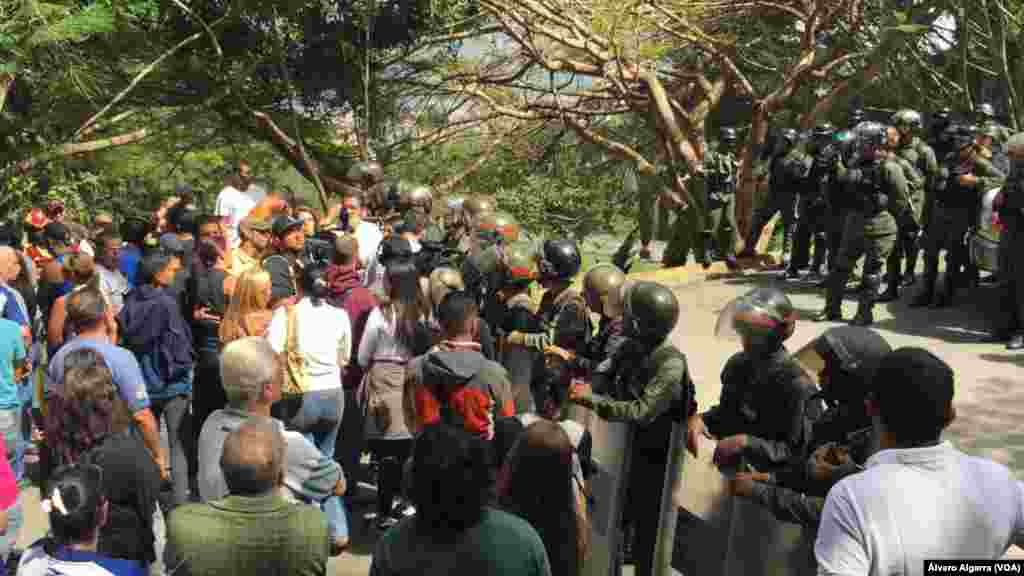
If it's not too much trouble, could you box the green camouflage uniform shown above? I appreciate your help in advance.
[883,137,939,292]
[701,148,739,261]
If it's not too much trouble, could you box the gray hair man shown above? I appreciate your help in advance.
[196,337,349,551]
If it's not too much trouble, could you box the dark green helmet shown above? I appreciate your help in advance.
[720,127,738,144]
[854,121,888,149]
[849,108,865,126]
[933,107,951,122]
[780,128,799,145]
[623,281,679,343]
[475,211,520,249]
[812,123,836,140]
[400,183,433,213]
[583,263,626,315]
[892,109,923,131]
[977,102,996,120]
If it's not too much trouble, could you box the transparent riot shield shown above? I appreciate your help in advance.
[568,405,635,576]
[654,421,687,576]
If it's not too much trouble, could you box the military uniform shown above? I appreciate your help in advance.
[791,141,839,275]
[659,163,701,267]
[701,147,739,263]
[821,154,912,325]
[746,146,810,260]
[881,136,938,297]
[629,165,673,250]
[1000,147,1024,348]
[915,149,1005,307]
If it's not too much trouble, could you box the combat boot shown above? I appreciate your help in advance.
[877,263,901,303]
[930,272,953,308]
[852,274,880,326]
[817,271,846,321]
[908,275,935,308]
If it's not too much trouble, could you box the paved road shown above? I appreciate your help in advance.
[13,267,1023,574]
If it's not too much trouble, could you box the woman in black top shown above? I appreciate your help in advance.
[44,348,161,566]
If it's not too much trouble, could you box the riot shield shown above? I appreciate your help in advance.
[654,421,687,576]
[568,405,635,576]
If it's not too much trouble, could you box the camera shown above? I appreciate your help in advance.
[303,233,337,267]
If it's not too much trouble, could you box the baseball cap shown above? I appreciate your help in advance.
[243,216,273,232]
[272,214,304,237]
[159,234,186,255]
[44,222,71,244]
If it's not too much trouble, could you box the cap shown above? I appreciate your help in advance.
[43,222,71,244]
[25,208,49,229]
[243,216,273,232]
[272,215,304,237]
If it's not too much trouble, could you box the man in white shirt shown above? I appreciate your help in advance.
[365,215,423,294]
[815,347,1024,576]
[343,195,383,281]
[215,160,257,249]
[95,234,129,314]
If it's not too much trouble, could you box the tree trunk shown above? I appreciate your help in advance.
[737,102,771,242]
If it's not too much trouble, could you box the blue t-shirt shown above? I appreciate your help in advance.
[47,337,150,413]
[119,245,142,288]
[18,543,148,576]
[0,319,26,409]
[0,286,27,327]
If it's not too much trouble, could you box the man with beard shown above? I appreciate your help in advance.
[230,215,272,276]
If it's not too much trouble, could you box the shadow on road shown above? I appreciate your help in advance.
[978,352,1024,367]
[946,376,1024,471]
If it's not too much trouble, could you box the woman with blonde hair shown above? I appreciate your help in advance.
[218,267,273,345]
[47,252,102,356]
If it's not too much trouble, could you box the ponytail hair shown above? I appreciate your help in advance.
[45,464,106,546]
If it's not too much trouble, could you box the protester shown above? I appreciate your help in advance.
[344,195,383,274]
[406,290,514,439]
[357,258,429,530]
[231,216,272,276]
[43,350,161,566]
[215,160,257,249]
[325,234,380,509]
[94,235,129,315]
[264,214,306,307]
[168,419,329,576]
[267,263,351,542]
[370,423,551,575]
[197,338,348,553]
[0,313,28,506]
[816,348,1024,575]
[219,268,273,344]
[46,287,165,484]
[47,252,99,355]
[0,436,20,570]
[18,464,148,576]
[499,420,590,576]
[118,252,194,506]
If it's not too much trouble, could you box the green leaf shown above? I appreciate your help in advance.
[26,4,116,47]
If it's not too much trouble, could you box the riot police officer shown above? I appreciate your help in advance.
[690,287,820,473]
[911,125,1005,308]
[545,263,630,385]
[929,108,956,168]
[702,127,740,269]
[495,242,545,412]
[818,122,913,326]
[975,102,1013,146]
[459,196,495,252]
[729,326,891,528]
[395,183,445,243]
[345,160,387,216]
[789,123,837,280]
[741,128,811,266]
[568,281,695,576]
[996,133,1024,350]
[878,110,937,301]
[506,239,591,357]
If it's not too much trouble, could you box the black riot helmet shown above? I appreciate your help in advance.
[539,239,582,282]
[976,102,996,121]
[780,128,799,146]
[854,121,888,158]
[796,326,892,407]
[715,287,796,353]
[848,108,865,127]
[719,127,738,146]
[623,281,680,344]
[812,123,835,141]
[950,123,978,150]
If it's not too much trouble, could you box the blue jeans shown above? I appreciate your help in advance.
[290,389,347,540]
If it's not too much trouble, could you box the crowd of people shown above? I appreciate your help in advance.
[639,104,1024,350]
[0,144,1018,576]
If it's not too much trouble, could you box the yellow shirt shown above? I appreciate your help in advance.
[230,247,260,275]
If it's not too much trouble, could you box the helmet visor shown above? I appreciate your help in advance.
[714,293,794,342]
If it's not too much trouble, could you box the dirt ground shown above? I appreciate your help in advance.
[13,265,1024,574]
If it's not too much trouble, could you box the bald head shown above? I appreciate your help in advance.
[220,417,285,496]
[0,247,18,283]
